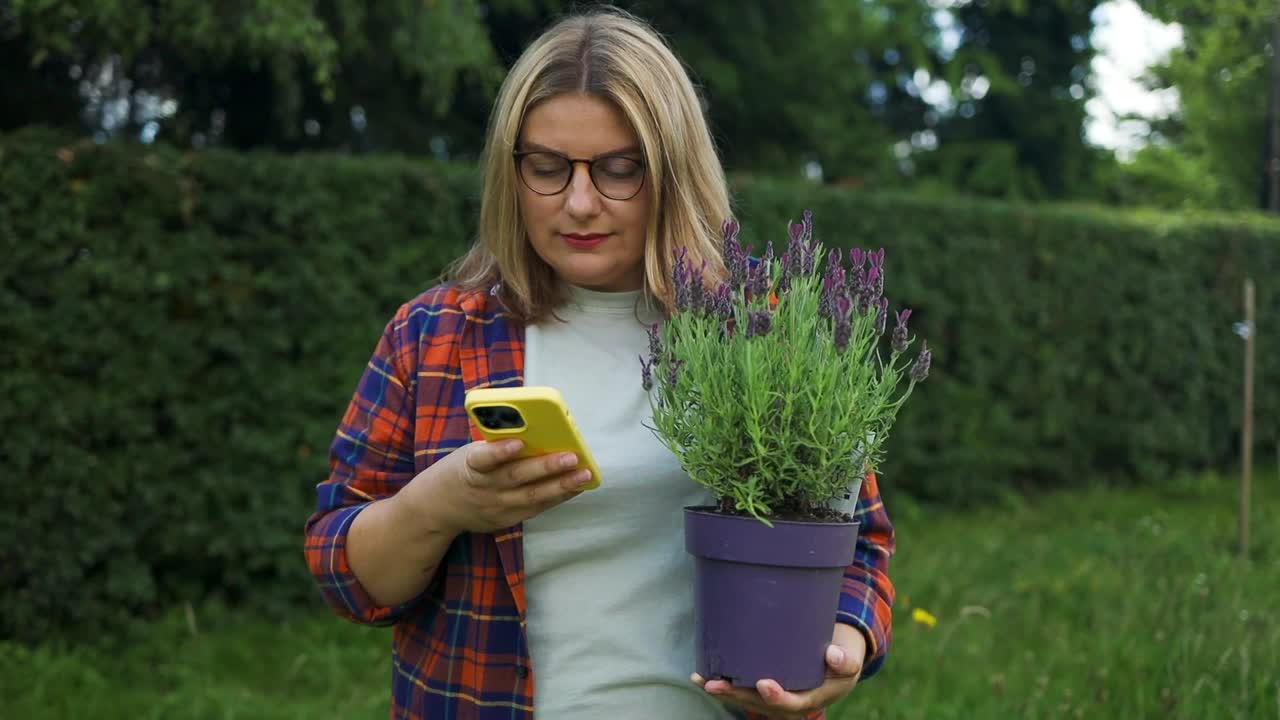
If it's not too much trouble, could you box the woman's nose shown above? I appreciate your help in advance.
[564,164,602,218]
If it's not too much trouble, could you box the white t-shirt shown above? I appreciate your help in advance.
[522,285,731,719]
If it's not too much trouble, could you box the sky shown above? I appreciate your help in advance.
[1087,0,1185,158]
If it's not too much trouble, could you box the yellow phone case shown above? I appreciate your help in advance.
[463,386,602,490]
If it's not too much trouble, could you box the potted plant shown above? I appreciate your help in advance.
[642,211,931,691]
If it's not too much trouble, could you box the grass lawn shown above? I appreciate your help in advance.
[4,472,1276,719]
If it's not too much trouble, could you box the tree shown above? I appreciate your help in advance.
[476,0,941,182]
[1122,0,1276,210]
[917,0,1105,201]
[1,0,500,152]
[3,0,1123,200]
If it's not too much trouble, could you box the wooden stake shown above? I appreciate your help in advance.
[1241,279,1256,559]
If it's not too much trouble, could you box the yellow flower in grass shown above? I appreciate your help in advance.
[911,608,938,628]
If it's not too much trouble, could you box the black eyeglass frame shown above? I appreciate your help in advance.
[512,150,648,201]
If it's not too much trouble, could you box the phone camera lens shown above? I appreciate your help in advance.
[476,405,525,430]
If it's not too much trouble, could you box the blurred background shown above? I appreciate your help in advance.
[1,1,1277,718]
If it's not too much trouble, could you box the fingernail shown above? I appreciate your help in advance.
[560,453,578,469]
[828,646,846,666]
[504,440,523,454]
[572,470,592,487]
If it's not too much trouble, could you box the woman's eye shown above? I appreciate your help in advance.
[599,158,642,178]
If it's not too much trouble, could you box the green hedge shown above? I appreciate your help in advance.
[2,127,1276,642]
[735,181,1279,499]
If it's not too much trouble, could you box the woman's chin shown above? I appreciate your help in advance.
[555,259,640,292]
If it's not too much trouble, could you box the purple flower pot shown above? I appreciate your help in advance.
[684,506,859,691]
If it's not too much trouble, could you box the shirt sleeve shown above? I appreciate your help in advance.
[303,302,427,626]
[836,470,896,679]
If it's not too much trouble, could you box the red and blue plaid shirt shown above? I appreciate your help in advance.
[304,284,896,719]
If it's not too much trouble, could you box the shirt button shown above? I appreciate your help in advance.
[515,665,529,679]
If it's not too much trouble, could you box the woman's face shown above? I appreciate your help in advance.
[516,93,653,293]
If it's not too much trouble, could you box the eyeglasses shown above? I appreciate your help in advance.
[513,150,647,201]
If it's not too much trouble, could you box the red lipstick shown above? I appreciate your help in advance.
[561,233,610,249]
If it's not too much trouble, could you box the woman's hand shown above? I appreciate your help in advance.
[691,624,866,719]
[403,439,594,535]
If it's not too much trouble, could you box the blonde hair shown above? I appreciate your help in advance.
[446,6,731,323]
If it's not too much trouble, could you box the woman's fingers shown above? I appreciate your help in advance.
[463,440,525,476]
[503,451,580,488]
[464,441,579,489]
[506,469,593,509]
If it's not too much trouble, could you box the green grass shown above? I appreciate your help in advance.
[835,471,1280,720]
[4,473,1276,719]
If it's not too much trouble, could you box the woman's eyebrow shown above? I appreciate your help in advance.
[520,141,642,157]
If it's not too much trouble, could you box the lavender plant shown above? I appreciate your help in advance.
[643,211,931,525]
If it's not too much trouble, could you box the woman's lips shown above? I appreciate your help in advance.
[561,233,610,249]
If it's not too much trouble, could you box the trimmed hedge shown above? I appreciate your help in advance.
[736,181,1279,499]
[2,127,1276,642]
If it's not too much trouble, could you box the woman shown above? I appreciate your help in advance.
[304,8,895,719]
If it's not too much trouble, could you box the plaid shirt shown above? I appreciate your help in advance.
[304,284,896,720]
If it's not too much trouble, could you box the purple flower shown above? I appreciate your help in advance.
[819,276,836,319]
[788,238,805,278]
[834,316,852,351]
[712,283,733,318]
[836,294,852,321]
[746,310,773,338]
[666,357,683,387]
[722,219,749,291]
[788,219,805,247]
[875,297,889,336]
[870,248,885,270]
[891,308,912,354]
[857,269,874,315]
[778,249,793,292]
[673,247,691,311]
[825,248,842,272]
[849,247,864,269]
[802,212,820,274]
[747,260,769,300]
[689,259,707,313]
[721,215,742,243]
[640,356,654,391]
[910,342,931,382]
[845,265,864,303]
[820,260,846,320]
[647,323,662,360]
[785,211,817,277]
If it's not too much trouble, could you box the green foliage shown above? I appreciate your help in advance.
[610,0,937,181]
[0,128,477,643]
[4,0,1143,202]
[1101,143,1241,210]
[0,1,934,179]
[2,0,499,149]
[926,0,1103,202]
[3,128,1277,641]
[1126,0,1276,209]
[648,221,928,522]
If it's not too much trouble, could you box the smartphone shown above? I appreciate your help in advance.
[463,386,602,490]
